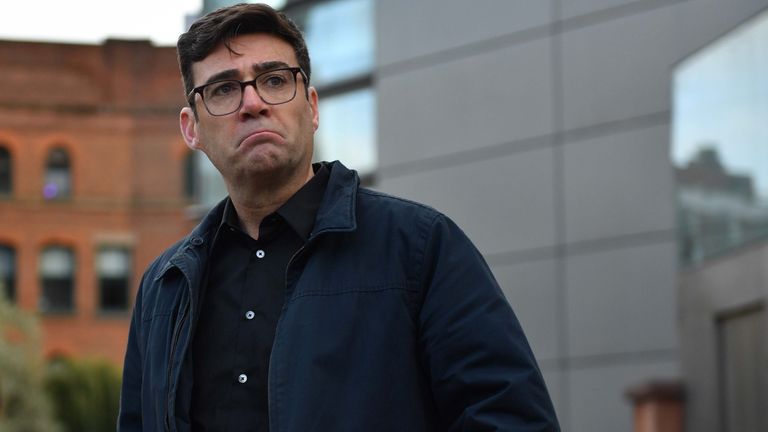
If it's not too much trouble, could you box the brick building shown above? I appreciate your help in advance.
[0,39,197,365]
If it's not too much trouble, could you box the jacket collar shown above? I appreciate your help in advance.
[156,198,226,280]
[199,160,358,239]
[312,160,358,237]
[157,160,358,279]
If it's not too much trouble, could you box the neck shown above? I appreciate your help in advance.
[226,164,314,240]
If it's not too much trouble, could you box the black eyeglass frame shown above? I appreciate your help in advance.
[187,67,309,116]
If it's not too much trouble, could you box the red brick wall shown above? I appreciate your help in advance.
[0,39,197,365]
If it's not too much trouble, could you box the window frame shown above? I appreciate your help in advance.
[95,246,132,315]
[39,245,76,314]
[0,146,12,197]
[43,147,73,201]
[0,244,16,303]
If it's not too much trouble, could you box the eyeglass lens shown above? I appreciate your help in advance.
[202,68,298,115]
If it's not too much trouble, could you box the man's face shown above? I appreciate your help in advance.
[180,33,319,185]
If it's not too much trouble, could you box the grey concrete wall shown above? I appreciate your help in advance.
[374,0,768,431]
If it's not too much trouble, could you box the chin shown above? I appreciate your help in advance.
[242,154,302,177]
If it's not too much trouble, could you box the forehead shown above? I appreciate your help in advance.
[191,33,298,85]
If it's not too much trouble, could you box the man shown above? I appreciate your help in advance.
[118,3,559,431]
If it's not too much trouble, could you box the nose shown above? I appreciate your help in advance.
[238,82,269,118]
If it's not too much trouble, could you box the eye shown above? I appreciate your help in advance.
[207,81,239,98]
[259,72,290,89]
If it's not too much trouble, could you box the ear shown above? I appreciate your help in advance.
[180,107,200,150]
[308,87,319,132]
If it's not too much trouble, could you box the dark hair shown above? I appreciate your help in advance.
[177,3,311,105]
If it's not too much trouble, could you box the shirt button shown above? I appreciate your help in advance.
[238,374,248,384]
[256,249,265,259]
[245,310,255,320]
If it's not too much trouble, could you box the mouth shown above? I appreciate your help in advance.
[238,129,283,149]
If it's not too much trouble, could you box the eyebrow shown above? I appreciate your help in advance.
[201,61,292,86]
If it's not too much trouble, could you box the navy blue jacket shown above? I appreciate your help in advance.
[118,161,560,431]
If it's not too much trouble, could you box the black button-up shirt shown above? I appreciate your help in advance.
[190,164,329,432]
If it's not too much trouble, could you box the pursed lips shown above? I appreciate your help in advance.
[238,129,283,149]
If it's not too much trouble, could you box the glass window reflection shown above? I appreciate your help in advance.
[44,147,72,200]
[672,9,768,265]
[39,246,75,312]
[0,245,15,303]
[97,247,131,312]
[0,146,11,197]
[314,88,377,176]
[290,0,374,87]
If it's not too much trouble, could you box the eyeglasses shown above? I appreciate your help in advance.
[188,67,307,116]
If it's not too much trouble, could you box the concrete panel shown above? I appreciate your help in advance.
[376,0,552,66]
[493,258,560,360]
[376,147,557,256]
[561,0,768,130]
[673,0,768,64]
[565,241,678,358]
[560,4,682,130]
[568,359,679,432]
[563,124,676,244]
[540,367,567,428]
[377,37,554,167]
[561,0,649,20]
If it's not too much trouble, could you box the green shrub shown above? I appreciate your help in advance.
[44,357,121,432]
[0,294,61,432]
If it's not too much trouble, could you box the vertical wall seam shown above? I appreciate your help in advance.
[551,0,570,428]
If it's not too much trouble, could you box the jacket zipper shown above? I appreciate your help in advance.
[164,296,190,432]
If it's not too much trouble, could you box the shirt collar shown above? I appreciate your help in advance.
[220,197,240,230]
[218,162,330,242]
[277,162,330,241]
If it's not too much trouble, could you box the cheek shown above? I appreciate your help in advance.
[197,122,227,150]
[300,106,318,133]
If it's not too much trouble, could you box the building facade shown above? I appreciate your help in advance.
[0,39,195,364]
[370,1,768,432]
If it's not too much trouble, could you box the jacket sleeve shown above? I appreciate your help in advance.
[117,273,146,432]
[417,214,560,431]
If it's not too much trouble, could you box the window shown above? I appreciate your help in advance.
[0,146,11,196]
[0,245,15,303]
[43,147,72,200]
[672,9,768,265]
[293,0,374,87]
[315,88,376,176]
[284,0,377,179]
[97,247,131,312]
[39,246,75,312]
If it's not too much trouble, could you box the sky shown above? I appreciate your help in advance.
[0,0,284,46]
